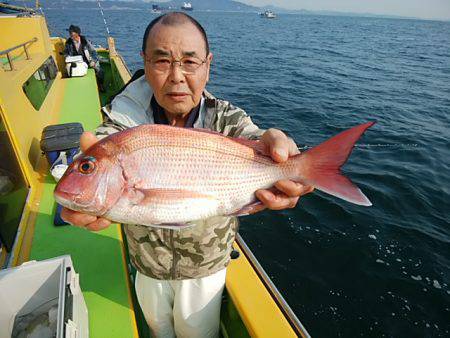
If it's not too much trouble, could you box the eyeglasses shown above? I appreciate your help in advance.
[146,56,207,75]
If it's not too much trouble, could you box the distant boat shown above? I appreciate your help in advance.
[259,10,276,18]
[151,5,162,13]
[181,2,193,11]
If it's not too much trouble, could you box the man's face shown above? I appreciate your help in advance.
[70,32,80,41]
[142,22,212,116]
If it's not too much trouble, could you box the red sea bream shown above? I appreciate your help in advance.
[54,122,375,227]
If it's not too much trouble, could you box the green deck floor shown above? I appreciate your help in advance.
[29,69,137,337]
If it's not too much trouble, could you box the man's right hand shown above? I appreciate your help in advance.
[60,132,112,231]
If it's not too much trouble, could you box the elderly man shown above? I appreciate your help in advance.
[64,24,104,90]
[62,12,312,338]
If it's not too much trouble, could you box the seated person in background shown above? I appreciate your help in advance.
[64,24,104,90]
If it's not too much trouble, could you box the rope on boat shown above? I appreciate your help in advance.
[96,0,110,36]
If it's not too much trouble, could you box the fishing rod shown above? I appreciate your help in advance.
[298,143,420,151]
[96,0,111,37]
[353,143,419,148]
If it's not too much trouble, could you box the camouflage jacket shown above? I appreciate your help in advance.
[96,75,264,280]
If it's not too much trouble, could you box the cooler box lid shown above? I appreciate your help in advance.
[65,55,84,63]
[40,123,84,152]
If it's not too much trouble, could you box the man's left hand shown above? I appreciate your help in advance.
[255,128,314,210]
[89,61,96,68]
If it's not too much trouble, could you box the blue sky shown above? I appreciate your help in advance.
[239,0,450,20]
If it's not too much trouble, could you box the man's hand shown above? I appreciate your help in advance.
[255,128,314,210]
[89,61,96,68]
[60,132,112,231]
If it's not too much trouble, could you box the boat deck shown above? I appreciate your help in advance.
[27,69,138,337]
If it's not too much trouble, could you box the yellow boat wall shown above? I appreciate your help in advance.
[107,36,131,88]
[0,15,62,183]
[0,15,67,266]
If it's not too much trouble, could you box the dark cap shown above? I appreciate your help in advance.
[68,25,81,34]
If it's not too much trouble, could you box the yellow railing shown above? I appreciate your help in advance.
[0,37,38,70]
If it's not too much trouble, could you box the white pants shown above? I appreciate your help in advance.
[135,269,227,338]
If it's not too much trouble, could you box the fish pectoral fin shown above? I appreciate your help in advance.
[125,189,145,205]
[133,188,216,204]
[229,200,266,216]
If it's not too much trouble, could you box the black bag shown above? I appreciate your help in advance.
[40,123,84,166]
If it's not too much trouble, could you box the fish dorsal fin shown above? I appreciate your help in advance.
[230,138,267,155]
[190,128,267,155]
[190,127,225,137]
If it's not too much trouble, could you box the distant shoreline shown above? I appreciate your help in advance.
[42,7,450,22]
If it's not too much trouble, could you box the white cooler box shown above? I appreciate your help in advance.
[65,56,88,77]
[0,255,88,338]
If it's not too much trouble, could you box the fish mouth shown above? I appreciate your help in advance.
[54,190,79,210]
[54,190,100,213]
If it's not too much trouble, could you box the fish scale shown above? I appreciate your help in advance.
[117,138,284,220]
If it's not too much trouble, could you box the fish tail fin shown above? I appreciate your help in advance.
[297,122,375,206]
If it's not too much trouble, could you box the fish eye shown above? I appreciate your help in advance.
[78,157,96,175]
